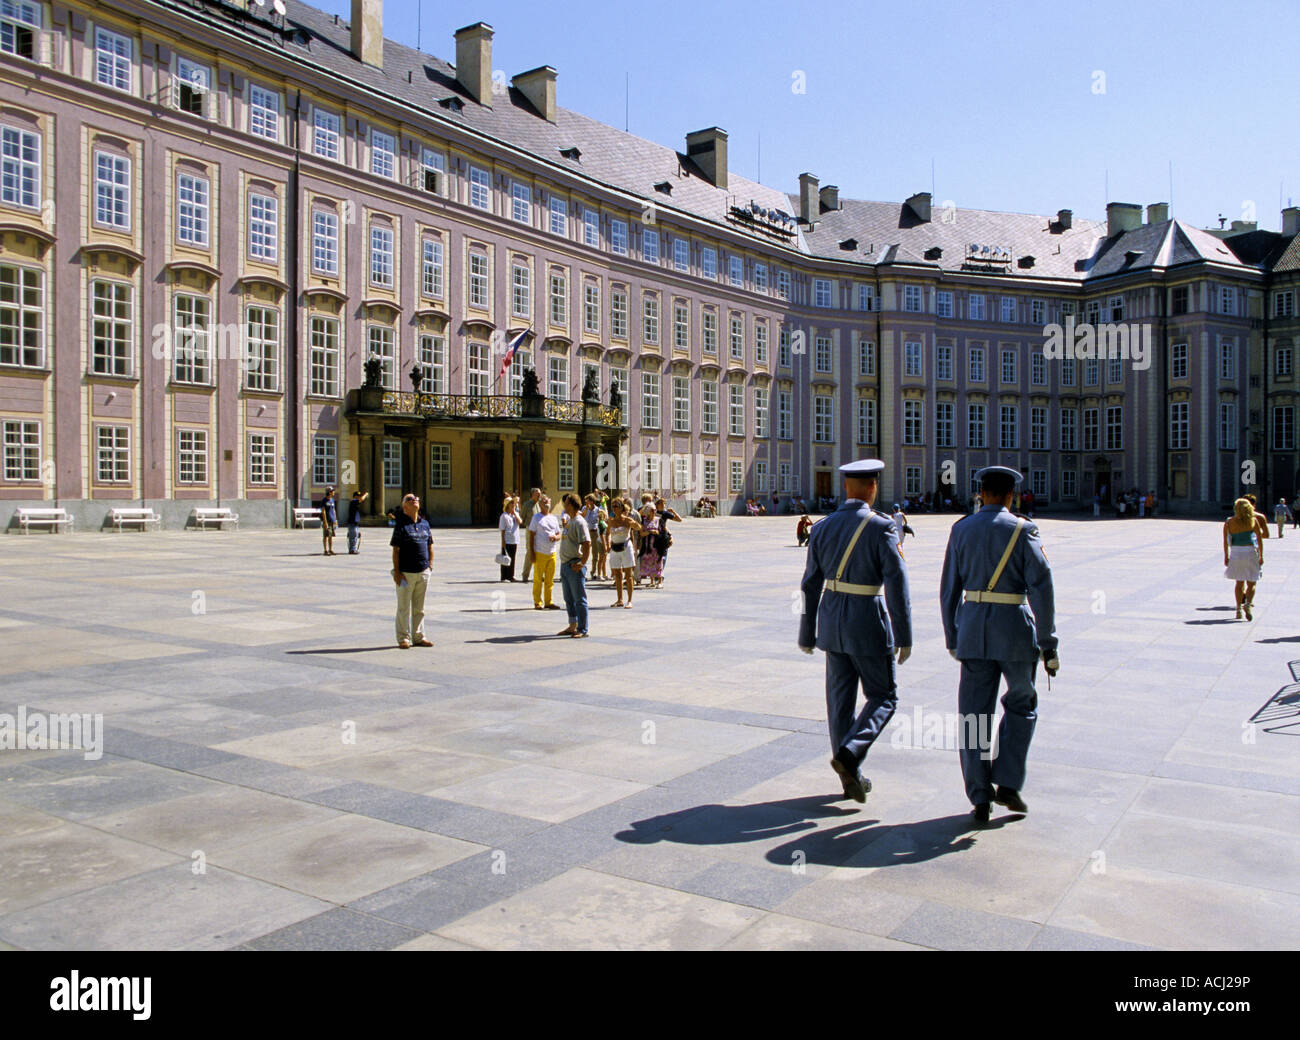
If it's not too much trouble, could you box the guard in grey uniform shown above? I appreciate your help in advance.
[798,459,912,802]
[940,466,1059,824]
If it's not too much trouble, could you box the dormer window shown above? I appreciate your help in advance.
[1018,255,1035,268]
[559,146,581,162]
[437,96,464,112]
[654,181,672,195]
[839,238,858,251]
[924,246,942,260]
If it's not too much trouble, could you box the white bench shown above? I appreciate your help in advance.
[14,507,74,533]
[191,507,239,530]
[108,507,161,532]
[292,507,322,528]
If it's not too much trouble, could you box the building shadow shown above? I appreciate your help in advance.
[615,793,1002,868]
[1248,661,1300,735]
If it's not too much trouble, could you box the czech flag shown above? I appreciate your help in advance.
[497,328,531,383]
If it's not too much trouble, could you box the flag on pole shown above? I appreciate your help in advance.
[496,328,530,385]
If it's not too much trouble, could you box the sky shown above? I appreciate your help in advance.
[312,0,1300,231]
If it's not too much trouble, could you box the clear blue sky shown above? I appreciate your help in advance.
[314,0,1300,231]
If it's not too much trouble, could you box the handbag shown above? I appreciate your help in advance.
[494,552,510,566]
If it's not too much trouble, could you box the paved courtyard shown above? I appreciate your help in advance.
[0,511,1297,950]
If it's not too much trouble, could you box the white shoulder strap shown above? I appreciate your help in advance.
[985,518,1026,593]
[835,516,872,583]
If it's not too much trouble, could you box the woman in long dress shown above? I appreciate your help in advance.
[638,505,663,585]
[1224,497,1263,620]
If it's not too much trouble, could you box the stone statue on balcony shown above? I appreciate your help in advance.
[609,380,623,416]
[363,355,383,389]
[521,366,544,418]
[409,361,425,392]
[581,369,599,406]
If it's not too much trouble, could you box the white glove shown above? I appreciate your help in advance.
[896,646,911,665]
[948,649,958,660]
[798,645,815,656]
[1042,650,1060,676]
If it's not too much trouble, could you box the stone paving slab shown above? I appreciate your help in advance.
[0,514,1297,949]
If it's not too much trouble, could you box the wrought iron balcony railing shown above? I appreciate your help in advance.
[374,391,625,428]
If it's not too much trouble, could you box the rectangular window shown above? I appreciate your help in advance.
[429,444,450,488]
[1274,406,1295,450]
[703,459,717,494]
[1030,406,1048,451]
[642,228,659,264]
[468,166,490,211]
[95,425,130,483]
[90,280,133,376]
[905,466,922,496]
[673,302,689,351]
[1001,348,1017,384]
[1170,402,1189,450]
[611,289,628,339]
[777,390,792,439]
[673,237,689,272]
[1220,287,1235,316]
[1000,404,1018,450]
[968,294,985,321]
[609,365,628,409]
[583,283,600,334]
[935,400,954,448]
[313,109,340,160]
[968,403,986,449]
[903,400,923,445]
[381,439,401,488]
[512,262,531,319]
[176,174,209,247]
[172,293,210,384]
[611,219,628,256]
[468,342,491,398]
[1219,402,1237,450]
[1172,342,1188,379]
[95,26,132,92]
[641,372,660,429]
[729,383,745,436]
[507,348,530,397]
[583,208,600,248]
[94,152,130,229]
[1061,358,1076,387]
[1274,291,1295,318]
[936,290,953,318]
[1,418,39,481]
[1030,470,1047,498]
[702,311,717,355]
[729,315,745,361]
[1171,287,1189,315]
[1062,470,1077,497]
[815,335,832,373]
[701,247,717,279]
[776,270,791,301]
[1031,299,1045,326]
[0,263,43,367]
[672,375,690,432]
[369,225,393,287]
[1107,354,1123,384]
[904,341,922,377]
[311,211,338,275]
[248,193,278,262]
[548,270,566,324]
[370,129,395,179]
[755,263,768,293]
[730,459,744,493]
[422,238,444,299]
[643,295,659,345]
[559,450,575,491]
[1060,406,1077,451]
[244,306,279,391]
[754,459,767,494]
[308,316,340,397]
[310,435,336,488]
[469,252,490,309]
[969,346,985,382]
[1031,351,1046,386]
[903,285,921,312]
[814,278,832,308]
[1277,345,1294,377]
[1084,358,1099,387]
[0,125,39,208]
[1001,296,1017,323]
[1,1,39,61]
[755,323,768,365]
[857,398,877,445]
[754,387,769,438]
[1220,340,1236,380]
[857,283,874,312]
[779,329,791,368]
[1083,407,1100,452]
[549,195,567,236]
[936,344,953,381]
[247,84,279,141]
[368,325,395,389]
[511,180,531,224]
[778,461,791,493]
[424,151,448,194]
[1108,294,1125,322]
[702,380,718,434]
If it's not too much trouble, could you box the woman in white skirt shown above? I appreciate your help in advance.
[1224,497,1263,620]
[606,499,642,608]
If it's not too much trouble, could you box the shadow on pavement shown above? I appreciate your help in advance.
[616,794,1008,868]
[285,646,398,654]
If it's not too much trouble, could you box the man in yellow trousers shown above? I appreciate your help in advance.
[528,494,563,609]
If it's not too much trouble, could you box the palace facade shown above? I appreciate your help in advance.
[0,0,1296,527]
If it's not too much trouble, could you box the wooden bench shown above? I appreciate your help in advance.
[292,507,322,528]
[191,507,239,530]
[108,507,161,532]
[14,507,74,533]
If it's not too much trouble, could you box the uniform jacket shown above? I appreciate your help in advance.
[939,504,1057,661]
[799,500,912,655]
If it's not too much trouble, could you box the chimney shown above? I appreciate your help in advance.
[905,191,931,223]
[512,66,556,122]
[819,185,839,213]
[798,173,819,224]
[685,128,728,189]
[1106,202,1142,236]
[1057,208,1072,229]
[350,0,383,68]
[1284,207,1300,237]
[1229,219,1257,233]
[454,22,494,106]
[1146,203,1169,224]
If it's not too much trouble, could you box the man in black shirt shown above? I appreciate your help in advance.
[390,493,434,649]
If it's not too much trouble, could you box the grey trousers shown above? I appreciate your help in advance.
[825,651,898,769]
[395,569,430,644]
[957,658,1038,804]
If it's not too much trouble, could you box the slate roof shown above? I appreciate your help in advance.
[177,0,1279,284]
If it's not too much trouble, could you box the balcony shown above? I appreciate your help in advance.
[349,388,625,429]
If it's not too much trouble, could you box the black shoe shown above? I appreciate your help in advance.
[994,786,1028,814]
[972,802,991,824]
[829,752,869,803]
